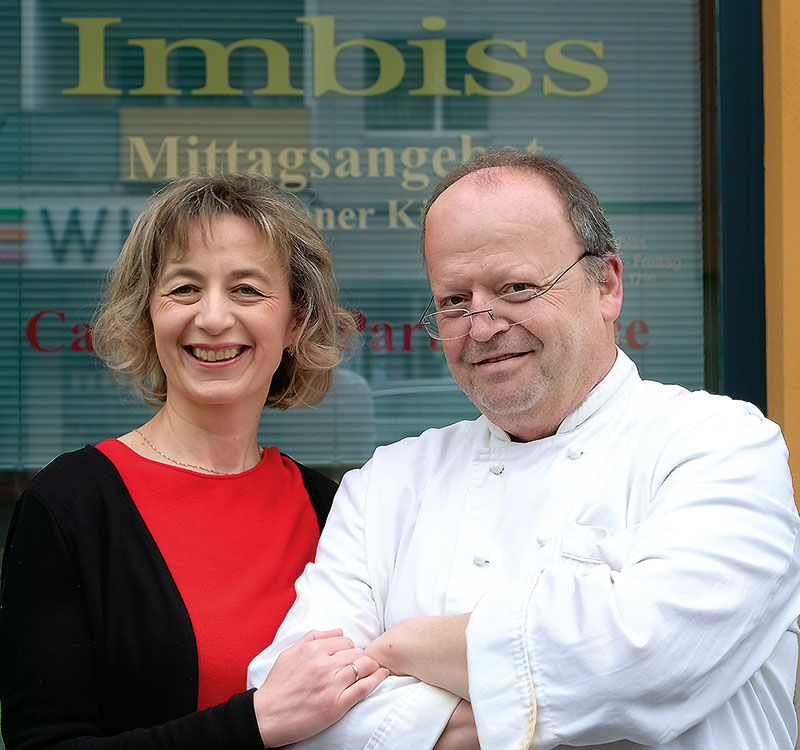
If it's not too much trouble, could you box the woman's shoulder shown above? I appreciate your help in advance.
[281,455,338,530]
[287,458,337,496]
[29,444,116,486]
[23,445,126,517]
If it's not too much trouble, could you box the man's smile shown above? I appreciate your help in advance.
[475,351,529,365]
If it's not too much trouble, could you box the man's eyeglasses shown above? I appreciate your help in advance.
[419,251,591,341]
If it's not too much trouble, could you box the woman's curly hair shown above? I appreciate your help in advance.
[92,174,355,409]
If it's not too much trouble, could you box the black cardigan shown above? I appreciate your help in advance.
[0,446,336,750]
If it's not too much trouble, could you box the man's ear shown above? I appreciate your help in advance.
[598,255,624,323]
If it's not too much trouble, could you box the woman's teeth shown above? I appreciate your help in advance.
[192,346,242,362]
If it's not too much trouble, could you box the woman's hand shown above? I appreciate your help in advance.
[253,629,389,747]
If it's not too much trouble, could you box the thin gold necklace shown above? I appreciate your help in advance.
[133,428,263,475]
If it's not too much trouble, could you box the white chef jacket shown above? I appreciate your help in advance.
[248,350,800,750]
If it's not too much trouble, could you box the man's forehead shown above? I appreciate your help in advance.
[427,169,568,237]
[433,166,556,207]
[424,166,582,279]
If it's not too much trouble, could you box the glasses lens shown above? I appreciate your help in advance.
[424,309,469,340]
[421,254,586,340]
[490,290,540,325]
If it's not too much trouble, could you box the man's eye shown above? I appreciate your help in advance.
[440,295,466,309]
[509,282,535,293]
[498,283,539,303]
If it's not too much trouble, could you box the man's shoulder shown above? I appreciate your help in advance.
[354,416,487,485]
[626,376,783,449]
[611,351,771,429]
[635,377,767,421]
[371,415,486,458]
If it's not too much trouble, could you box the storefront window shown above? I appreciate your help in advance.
[1,0,708,489]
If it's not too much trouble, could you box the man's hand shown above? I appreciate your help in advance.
[366,613,471,699]
[434,700,480,750]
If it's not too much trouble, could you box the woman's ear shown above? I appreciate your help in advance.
[286,308,303,351]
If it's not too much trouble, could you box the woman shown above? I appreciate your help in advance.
[0,174,387,749]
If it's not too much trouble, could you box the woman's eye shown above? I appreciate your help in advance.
[235,285,264,297]
[169,284,196,296]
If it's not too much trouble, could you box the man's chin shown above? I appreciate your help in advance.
[463,385,543,418]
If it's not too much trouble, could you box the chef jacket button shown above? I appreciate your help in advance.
[473,555,490,566]
[567,446,584,459]
[537,534,549,547]
[489,461,504,475]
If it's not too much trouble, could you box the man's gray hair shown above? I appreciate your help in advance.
[421,148,620,283]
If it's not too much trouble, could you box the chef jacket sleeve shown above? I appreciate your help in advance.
[467,402,800,749]
[248,463,460,749]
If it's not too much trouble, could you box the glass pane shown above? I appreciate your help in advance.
[2,0,705,489]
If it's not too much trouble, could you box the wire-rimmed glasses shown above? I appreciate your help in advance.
[419,251,591,341]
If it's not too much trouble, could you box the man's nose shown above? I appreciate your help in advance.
[467,307,512,342]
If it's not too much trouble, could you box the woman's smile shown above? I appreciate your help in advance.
[187,344,248,363]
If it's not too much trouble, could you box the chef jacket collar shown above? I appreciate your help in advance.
[484,348,638,444]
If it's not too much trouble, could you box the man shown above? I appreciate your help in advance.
[249,149,800,749]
